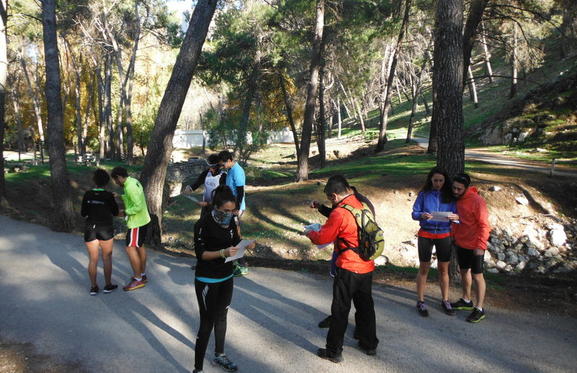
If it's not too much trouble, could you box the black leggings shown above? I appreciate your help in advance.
[418,236,452,262]
[456,246,484,274]
[194,277,233,370]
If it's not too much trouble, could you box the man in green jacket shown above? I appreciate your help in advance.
[111,167,151,291]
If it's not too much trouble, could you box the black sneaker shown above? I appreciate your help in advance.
[317,348,343,363]
[318,315,331,328]
[103,284,118,293]
[466,308,486,323]
[358,342,377,356]
[451,298,474,311]
[89,286,99,296]
[212,353,237,372]
[192,370,203,373]
[441,300,456,316]
[416,301,429,317]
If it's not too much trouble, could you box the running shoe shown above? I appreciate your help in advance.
[416,301,429,317]
[89,286,99,296]
[451,298,474,311]
[466,308,486,323]
[233,264,249,277]
[317,348,343,363]
[441,300,456,316]
[103,284,118,293]
[318,315,331,328]
[141,275,148,283]
[212,353,238,372]
[123,278,145,291]
[357,342,377,356]
[192,370,203,373]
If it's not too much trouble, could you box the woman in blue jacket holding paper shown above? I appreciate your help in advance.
[411,167,459,317]
[192,185,255,373]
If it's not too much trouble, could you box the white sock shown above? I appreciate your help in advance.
[141,273,146,277]
[475,307,483,312]
[462,298,471,303]
[134,277,142,281]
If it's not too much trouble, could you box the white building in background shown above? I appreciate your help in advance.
[267,128,295,144]
[172,128,295,149]
[173,130,207,149]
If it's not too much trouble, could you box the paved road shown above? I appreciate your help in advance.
[412,137,577,178]
[1,216,576,373]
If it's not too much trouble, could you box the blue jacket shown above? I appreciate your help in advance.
[411,190,457,234]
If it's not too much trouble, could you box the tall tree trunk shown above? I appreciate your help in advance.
[238,64,259,154]
[11,91,24,158]
[278,72,300,160]
[509,24,518,99]
[104,54,115,158]
[140,0,218,247]
[467,65,479,108]
[433,0,465,177]
[480,21,493,83]
[316,64,327,169]
[406,45,431,143]
[96,67,106,159]
[354,98,365,133]
[82,73,95,155]
[0,0,5,202]
[296,0,324,182]
[20,57,45,163]
[73,58,84,156]
[41,0,75,231]
[434,0,465,284]
[376,0,412,152]
[336,96,342,138]
[462,0,488,83]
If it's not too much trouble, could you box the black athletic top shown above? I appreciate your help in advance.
[194,213,241,279]
[80,189,119,226]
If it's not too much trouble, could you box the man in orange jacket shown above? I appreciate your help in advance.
[450,173,491,323]
[306,176,379,362]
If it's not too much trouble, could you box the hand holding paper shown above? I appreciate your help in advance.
[225,239,254,263]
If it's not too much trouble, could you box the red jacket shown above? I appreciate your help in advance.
[452,187,491,250]
[307,194,375,274]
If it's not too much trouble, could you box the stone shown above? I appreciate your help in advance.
[526,247,540,257]
[513,243,524,252]
[504,264,513,272]
[548,224,567,247]
[487,268,499,274]
[496,260,507,270]
[489,185,502,192]
[497,252,506,261]
[515,195,529,206]
[507,253,519,265]
[536,265,546,274]
[516,261,527,271]
[553,265,573,274]
[546,247,560,257]
[374,256,388,266]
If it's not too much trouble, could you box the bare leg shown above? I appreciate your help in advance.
[85,240,100,287]
[136,245,147,274]
[125,246,142,278]
[416,262,431,302]
[438,261,450,301]
[460,268,472,300]
[100,239,114,285]
[472,273,486,308]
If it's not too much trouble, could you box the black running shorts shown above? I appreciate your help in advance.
[456,245,485,274]
[418,236,452,262]
[125,223,148,248]
[84,224,114,242]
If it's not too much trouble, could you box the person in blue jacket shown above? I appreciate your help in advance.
[411,167,459,317]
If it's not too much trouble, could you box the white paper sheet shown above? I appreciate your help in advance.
[304,223,331,249]
[430,211,451,222]
[225,239,253,263]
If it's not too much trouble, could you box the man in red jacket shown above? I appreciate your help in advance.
[450,173,491,323]
[306,176,379,362]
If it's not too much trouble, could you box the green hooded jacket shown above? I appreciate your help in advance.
[122,176,151,229]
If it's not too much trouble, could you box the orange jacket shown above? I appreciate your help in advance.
[452,187,491,250]
[307,194,375,274]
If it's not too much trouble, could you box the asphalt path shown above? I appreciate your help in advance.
[1,216,576,373]
[412,137,577,178]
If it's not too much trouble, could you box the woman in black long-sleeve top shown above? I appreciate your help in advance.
[80,169,119,295]
[192,186,255,373]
